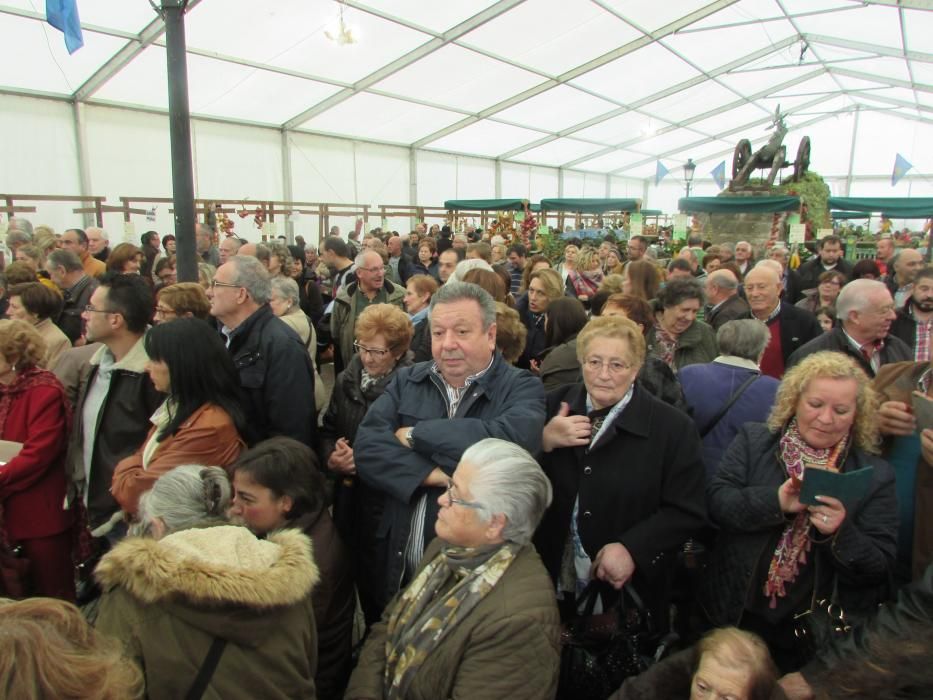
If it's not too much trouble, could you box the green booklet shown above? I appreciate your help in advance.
[799,466,875,509]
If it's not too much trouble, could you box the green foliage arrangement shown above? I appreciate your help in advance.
[776,171,831,233]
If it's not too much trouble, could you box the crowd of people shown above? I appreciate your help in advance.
[0,214,931,700]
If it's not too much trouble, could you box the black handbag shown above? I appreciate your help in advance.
[792,577,852,663]
[558,582,675,700]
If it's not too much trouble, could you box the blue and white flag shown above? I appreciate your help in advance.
[891,153,912,186]
[655,160,670,186]
[711,160,726,190]
[47,0,84,54]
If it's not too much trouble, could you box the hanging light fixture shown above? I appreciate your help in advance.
[683,158,696,197]
[325,1,358,46]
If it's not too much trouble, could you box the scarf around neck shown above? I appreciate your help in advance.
[383,541,520,699]
[763,418,848,608]
[0,367,70,439]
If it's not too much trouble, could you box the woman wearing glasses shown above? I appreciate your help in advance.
[534,316,707,639]
[320,303,413,626]
[152,282,211,324]
[346,438,560,700]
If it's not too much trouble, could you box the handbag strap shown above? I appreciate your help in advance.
[699,372,759,438]
[185,637,227,700]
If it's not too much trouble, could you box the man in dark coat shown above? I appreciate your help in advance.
[796,235,853,292]
[209,255,316,447]
[353,282,545,615]
[705,269,750,331]
[889,266,933,360]
[745,264,822,379]
[788,278,911,377]
[767,247,805,304]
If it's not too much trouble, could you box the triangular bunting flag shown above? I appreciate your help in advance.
[892,153,912,187]
[655,160,670,186]
[46,0,84,54]
[711,161,726,190]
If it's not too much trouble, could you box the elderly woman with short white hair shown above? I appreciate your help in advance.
[346,438,560,700]
[94,465,320,699]
[269,275,325,410]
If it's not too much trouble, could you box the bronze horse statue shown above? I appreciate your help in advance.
[731,107,810,187]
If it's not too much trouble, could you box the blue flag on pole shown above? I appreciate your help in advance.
[891,153,912,186]
[46,0,84,54]
[655,160,669,186]
[711,161,726,190]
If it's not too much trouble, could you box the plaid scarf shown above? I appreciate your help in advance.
[384,542,520,699]
[764,418,848,608]
[568,269,602,299]
[652,320,678,368]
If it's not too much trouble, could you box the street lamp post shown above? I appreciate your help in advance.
[683,158,696,198]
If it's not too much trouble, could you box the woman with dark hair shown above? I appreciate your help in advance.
[796,269,846,314]
[646,278,718,371]
[288,245,324,324]
[161,235,176,257]
[538,297,589,390]
[110,318,247,515]
[412,239,438,279]
[6,282,69,370]
[230,437,355,700]
[519,254,551,294]
[850,258,882,282]
[105,243,143,275]
[320,303,413,625]
[0,320,73,600]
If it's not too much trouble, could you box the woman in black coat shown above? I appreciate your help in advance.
[319,303,413,626]
[700,351,898,673]
[534,315,707,631]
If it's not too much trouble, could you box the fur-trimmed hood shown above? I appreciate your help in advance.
[95,526,319,645]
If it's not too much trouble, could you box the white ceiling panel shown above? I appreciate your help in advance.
[509,138,606,167]
[370,45,542,113]
[426,120,549,157]
[903,8,933,52]
[689,103,774,139]
[2,0,156,33]
[626,127,710,158]
[352,0,502,33]
[759,73,846,111]
[0,15,126,94]
[640,81,741,124]
[779,0,856,13]
[185,0,432,84]
[794,3,903,48]
[838,57,912,83]
[296,93,465,143]
[910,62,933,89]
[720,65,826,99]
[573,149,654,174]
[601,0,713,33]
[458,0,642,77]
[572,111,672,146]
[494,85,618,133]
[662,18,797,72]
[686,0,784,30]
[570,43,700,105]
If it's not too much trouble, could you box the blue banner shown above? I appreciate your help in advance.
[711,160,726,190]
[47,0,84,54]
[892,153,912,186]
[655,160,670,186]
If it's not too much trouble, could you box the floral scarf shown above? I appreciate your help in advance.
[384,541,520,699]
[763,418,848,608]
[568,268,602,299]
[652,320,678,368]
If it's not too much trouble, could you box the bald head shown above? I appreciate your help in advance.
[744,265,782,319]
[894,248,924,285]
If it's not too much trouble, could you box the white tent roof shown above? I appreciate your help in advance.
[3,0,932,181]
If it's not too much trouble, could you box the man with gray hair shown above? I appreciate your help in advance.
[680,320,781,478]
[208,255,316,446]
[705,269,750,331]
[353,281,546,623]
[331,248,404,373]
[6,217,34,259]
[46,248,100,343]
[788,278,911,376]
[196,223,220,267]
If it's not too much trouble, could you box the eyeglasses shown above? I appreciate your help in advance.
[445,480,482,509]
[357,266,384,275]
[210,279,241,291]
[154,306,176,317]
[583,357,634,375]
[353,340,393,358]
[84,305,117,314]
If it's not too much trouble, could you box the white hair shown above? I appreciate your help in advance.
[461,439,552,545]
[449,258,493,283]
[135,465,231,536]
[836,278,888,322]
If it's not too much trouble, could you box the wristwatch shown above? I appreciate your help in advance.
[405,427,415,448]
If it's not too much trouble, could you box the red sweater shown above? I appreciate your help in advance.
[760,318,785,379]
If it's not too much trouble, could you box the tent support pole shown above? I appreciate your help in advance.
[162,0,198,283]
[845,106,860,198]
[281,129,294,243]
[72,102,94,230]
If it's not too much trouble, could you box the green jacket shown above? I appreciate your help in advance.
[95,526,320,700]
[331,279,405,371]
[345,539,561,700]
[645,310,718,371]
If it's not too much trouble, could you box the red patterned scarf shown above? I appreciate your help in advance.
[0,367,71,440]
